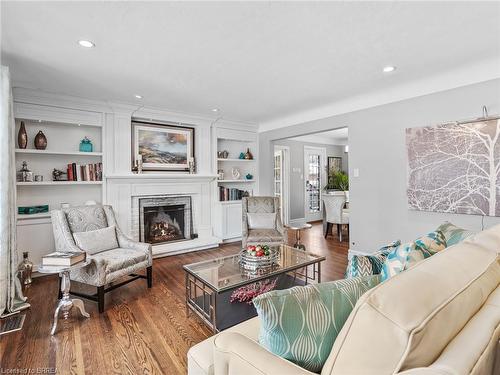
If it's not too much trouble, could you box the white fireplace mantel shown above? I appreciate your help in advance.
[106,174,220,257]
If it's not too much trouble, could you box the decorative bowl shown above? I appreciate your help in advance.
[239,246,280,273]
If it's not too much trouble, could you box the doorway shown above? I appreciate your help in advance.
[304,146,326,222]
[273,145,290,225]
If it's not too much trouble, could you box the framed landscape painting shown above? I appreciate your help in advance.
[131,120,195,172]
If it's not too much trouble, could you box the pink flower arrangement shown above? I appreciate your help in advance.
[230,278,278,304]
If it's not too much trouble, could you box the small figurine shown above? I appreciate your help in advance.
[231,167,241,180]
[17,161,33,182]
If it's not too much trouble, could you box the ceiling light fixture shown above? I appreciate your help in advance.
[383,66,396,73]
[134,94,143,99]
[78,40,95,48]
[211,108,220,113]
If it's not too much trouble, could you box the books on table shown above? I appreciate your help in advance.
[42,251,86,267]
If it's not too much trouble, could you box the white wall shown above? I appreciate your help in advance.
[260,79,500,252]
[272,139,346,220]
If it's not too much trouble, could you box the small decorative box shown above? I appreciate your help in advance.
[79,137,93,152]
[18,205,49,215]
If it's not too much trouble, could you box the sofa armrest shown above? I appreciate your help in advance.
[214,332,314,375]
[51,210,83,253]
[115,226,151,254]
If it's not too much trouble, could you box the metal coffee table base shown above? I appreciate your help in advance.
[51,270,90,335]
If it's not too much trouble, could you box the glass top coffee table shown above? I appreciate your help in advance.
[183,244,325,332]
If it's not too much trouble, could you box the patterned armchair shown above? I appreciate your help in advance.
[51,205,152,313]
[241,197,286,248]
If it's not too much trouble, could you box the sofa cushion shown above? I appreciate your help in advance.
[187,317,260,375]
[63,205,108,233]
[406,230,447,268]
[253,275,380,373]
[247,212,276,229]
[321,223,500,375]
[381,242,416,281]
[247,229,283,243]
[73,225,118,255]
[345,240,401,278]
[436,221,475,246]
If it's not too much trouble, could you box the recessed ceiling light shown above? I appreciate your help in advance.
[383,66,396,73]
[211,108,220,112]
[134,94,143,99]
[78,40,95,48]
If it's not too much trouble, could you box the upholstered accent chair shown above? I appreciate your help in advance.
[51,205,152,313]
[241,197,286,248]
[323,194,349,242]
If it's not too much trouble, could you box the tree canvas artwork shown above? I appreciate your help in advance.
[406,118,500,216]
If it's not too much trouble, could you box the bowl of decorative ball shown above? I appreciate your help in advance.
[240,244,280,273]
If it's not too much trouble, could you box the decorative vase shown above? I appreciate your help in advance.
[239,152,245,159]
[34,130,47,150]
[245,173,253,180]
[244,148,253,160]
[18,121,27,149]
[79,136,93,152]
[18,251,33,286]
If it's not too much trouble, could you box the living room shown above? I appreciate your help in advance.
[1,2,499,375]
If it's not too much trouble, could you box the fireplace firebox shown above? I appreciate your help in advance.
[139,196,193,245]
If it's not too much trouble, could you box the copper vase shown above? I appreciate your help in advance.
[18,121,27,149]
[34,130,47,150]
[244,148,253,160]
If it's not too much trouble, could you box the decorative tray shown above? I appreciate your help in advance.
[239,245,280,273]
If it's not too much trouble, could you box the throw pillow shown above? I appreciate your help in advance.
[247,212,276,229]
[407,230,447,268]
[380,242,416,281]
[253,275,381,373]
[73,225,118,254]
[345,240,401,278]
[436,222,475,246]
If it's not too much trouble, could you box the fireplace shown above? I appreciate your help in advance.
[139,196,193,244]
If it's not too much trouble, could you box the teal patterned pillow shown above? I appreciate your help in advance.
[436,222,475,246]
[253,275,381,372]
[380,242,416,281]
[381,231,448,281]
[345,240,401,278]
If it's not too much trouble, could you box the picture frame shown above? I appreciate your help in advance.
[131,120,195,172]
[327,156,342,174]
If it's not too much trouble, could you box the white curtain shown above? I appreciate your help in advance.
[0,66,29,316]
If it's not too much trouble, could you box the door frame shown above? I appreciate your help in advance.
[274,145,290,225]
[304,145,326,222]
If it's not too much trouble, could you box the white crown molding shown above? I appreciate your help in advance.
[288,134,348,146]
[259,57,500,133]
[12,87,259,130]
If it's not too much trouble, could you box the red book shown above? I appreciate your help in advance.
[67,164,73,181]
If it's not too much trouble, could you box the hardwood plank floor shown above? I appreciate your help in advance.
[0,223,348,375]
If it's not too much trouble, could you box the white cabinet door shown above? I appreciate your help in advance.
[223,203,242,239]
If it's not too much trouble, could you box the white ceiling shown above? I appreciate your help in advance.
[2,2,499,128]
[289,127,348,146]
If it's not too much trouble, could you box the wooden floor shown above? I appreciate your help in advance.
[0,223,348,375]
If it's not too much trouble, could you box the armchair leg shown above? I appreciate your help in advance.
[146,266,153,288]
[324,222,332,239]
[97,286,105,313]
[337,224,342,242]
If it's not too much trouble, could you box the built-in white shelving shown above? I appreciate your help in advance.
[217,179,255,183]
[16,149,103,157]
[17,181,103,186]
[17,212,51,219]
[217,158,255,162]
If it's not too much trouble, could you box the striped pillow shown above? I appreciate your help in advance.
[253,275,381,372]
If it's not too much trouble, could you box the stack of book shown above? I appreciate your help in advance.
[41,251,86,268]
[219,187,246,201]
[66,162,103,182]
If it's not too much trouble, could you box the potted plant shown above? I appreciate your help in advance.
[324,171,349,197]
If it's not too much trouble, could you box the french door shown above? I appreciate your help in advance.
[304,146,326,222]
[274,146,289,225]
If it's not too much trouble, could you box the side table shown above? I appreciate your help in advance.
[38,261,91,335]
[285,223,312,250]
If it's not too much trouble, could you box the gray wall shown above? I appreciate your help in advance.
[260,79,500,252]
[273,139,346,220]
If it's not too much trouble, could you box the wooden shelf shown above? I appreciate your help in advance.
[17,181,102,186]
[217,158,255,162]
[15,149,102,157]
[217,179,255,183]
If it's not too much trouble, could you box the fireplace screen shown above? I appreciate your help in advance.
[139,196,192,244]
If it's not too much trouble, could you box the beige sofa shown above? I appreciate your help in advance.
[188,224,500,375]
